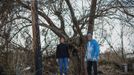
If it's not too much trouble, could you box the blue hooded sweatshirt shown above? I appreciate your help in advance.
[85,39,100,62]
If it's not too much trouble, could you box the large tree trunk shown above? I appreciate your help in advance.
[88,0,97,33]
[31,0,42,75]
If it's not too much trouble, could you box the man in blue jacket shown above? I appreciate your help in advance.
[56,37,69,75]
[85,32,100,75]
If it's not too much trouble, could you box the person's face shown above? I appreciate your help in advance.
[60,37,65,43]
[87,34,92,41]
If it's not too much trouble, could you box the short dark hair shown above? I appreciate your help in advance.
[60,36,65,40]
[87,32,93,35]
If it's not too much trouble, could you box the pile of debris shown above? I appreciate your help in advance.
[98,64,134,75]
[98,64,122,75]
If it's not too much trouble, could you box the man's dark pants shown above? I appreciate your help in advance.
[87,60,97,75]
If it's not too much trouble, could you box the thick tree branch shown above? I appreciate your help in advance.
[65,0,82,36]
[54,11,65,30]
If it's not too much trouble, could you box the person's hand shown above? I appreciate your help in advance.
[68,59,70,62]
[84,58,87,62]
[56,59,58,63]
[93,58,97,61]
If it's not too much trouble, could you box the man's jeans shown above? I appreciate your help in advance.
[58,58,69,75]
[87,60,97,75]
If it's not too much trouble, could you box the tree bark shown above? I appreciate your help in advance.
[88,0,97,33]
[31,0,42,75]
